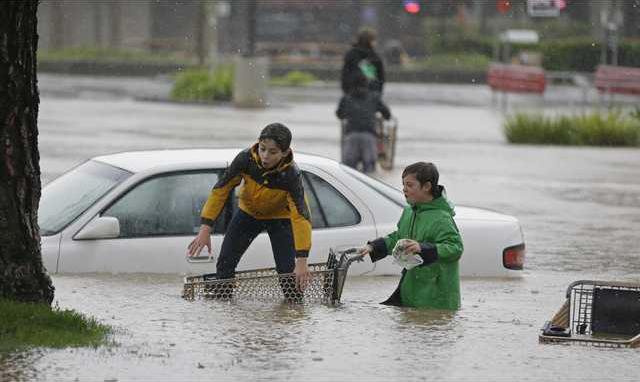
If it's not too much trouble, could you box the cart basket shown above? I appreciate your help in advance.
[182,248,364,305]
[539,280,640,348]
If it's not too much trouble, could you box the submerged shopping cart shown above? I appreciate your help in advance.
[182,248,364,305]
[539,280,640,348]
[340,115,398,171]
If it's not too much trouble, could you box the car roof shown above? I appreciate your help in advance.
[92,148,339,173]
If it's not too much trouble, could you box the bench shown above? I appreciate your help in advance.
[487,63,546,94]
[594,65,640,96]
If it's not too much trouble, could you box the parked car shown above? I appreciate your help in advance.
[39,149,525,277]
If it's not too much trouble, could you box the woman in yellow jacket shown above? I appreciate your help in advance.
[187,123,312,296]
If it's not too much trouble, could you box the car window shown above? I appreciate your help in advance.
[301,174,326,228]
[340,164,405,207]
[39,160,131,236]
[303,172,360,227]
[103,171,221,238]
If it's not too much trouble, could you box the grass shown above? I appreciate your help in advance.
[170,65,234,102]
[0,299,110,352]
[504,110,640,147]
[270,70,318,86]
[411,53,490,72]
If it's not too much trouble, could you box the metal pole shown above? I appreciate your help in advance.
[247,0,256,56]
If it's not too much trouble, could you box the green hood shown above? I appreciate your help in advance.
[411,195,456,216]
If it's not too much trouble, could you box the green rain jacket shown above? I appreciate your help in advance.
[369,191,464,309]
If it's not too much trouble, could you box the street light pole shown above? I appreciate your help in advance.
[247,0,256,57]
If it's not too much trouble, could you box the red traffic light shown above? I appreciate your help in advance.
[403,0,420,14]
[497,0,511,14]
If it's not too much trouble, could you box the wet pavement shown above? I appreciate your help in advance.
[2,77,639,381]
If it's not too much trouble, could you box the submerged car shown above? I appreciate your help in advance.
[39,149,525,277]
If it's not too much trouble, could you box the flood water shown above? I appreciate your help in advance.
[2,88,639,381]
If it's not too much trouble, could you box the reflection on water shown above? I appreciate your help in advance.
[3,273,639,381]
[22,95,640,380]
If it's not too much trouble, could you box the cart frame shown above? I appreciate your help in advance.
[539,280,640,348]
[182,248,364,305]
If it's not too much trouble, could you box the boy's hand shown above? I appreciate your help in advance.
[356,244,373,256]
[187,225,212,257]
[401,239,421,254]
[294,258,311,291]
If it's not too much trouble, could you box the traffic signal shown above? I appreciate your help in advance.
[497,0,511,14]
[403,0,421,14]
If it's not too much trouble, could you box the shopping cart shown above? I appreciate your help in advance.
[539,280,640,348]
[182,248,364,305]
[340,115,398,171]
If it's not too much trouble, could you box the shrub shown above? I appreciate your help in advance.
[270,71,317,86]
[505,111,640,147]
[540,38,602,72]
[540,38,640,72]
[170,65,233,102]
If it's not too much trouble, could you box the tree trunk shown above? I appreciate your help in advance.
[0,1,55,305]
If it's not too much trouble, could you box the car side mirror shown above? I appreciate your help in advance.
[74,216,120,240]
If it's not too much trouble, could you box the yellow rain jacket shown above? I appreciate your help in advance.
[200,144,312,257]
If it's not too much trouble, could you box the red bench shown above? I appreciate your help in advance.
[594,65,640,96]
[487,63,546,94]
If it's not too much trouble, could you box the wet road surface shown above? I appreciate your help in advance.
[2,86,639,381]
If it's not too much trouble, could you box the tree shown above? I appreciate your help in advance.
[0,1,54,304]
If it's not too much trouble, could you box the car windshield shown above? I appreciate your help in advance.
[39,160,132,236]
[340,164,406,207]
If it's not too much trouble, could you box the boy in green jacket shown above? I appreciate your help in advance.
[360,162,464,309]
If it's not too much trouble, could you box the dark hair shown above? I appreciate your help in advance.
[355,28,376,49]
[402,162,441,197]
[259,123,292,151]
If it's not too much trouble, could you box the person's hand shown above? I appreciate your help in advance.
[355,244,373,256]
[187,225,212,257]
[294,257,311,291]
[400,239,421,254]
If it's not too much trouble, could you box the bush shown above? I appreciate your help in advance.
[540,38,640,72]
[423,18,494,56]
[170,65,233,102]
[505,111,640,147]
[270,71,317,86]
[540,38,602,72]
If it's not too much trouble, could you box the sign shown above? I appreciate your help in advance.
[527,0,560,18]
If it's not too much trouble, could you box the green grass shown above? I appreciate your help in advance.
[170,65,234,102]
[411,53,490,72]
[39,47,188,64]
[504,111,640,147]
[270,70,318,86]
[0,299,110,352]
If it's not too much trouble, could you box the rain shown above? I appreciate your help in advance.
[2,1,640,381]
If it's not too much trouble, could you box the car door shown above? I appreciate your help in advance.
[238,168,377,275]
[58,170,228,273]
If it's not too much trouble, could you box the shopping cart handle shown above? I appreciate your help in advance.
[344,252,365,267]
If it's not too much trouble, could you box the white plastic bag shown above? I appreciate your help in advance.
[392,239,423,270]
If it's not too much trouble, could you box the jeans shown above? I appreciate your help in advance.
[216,209,297,279]
[343,131,377,174]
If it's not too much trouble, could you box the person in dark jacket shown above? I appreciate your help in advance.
[187,123,312,296]
[336,75,391,173]
[358,162,464,309]
[341,28,385,95]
